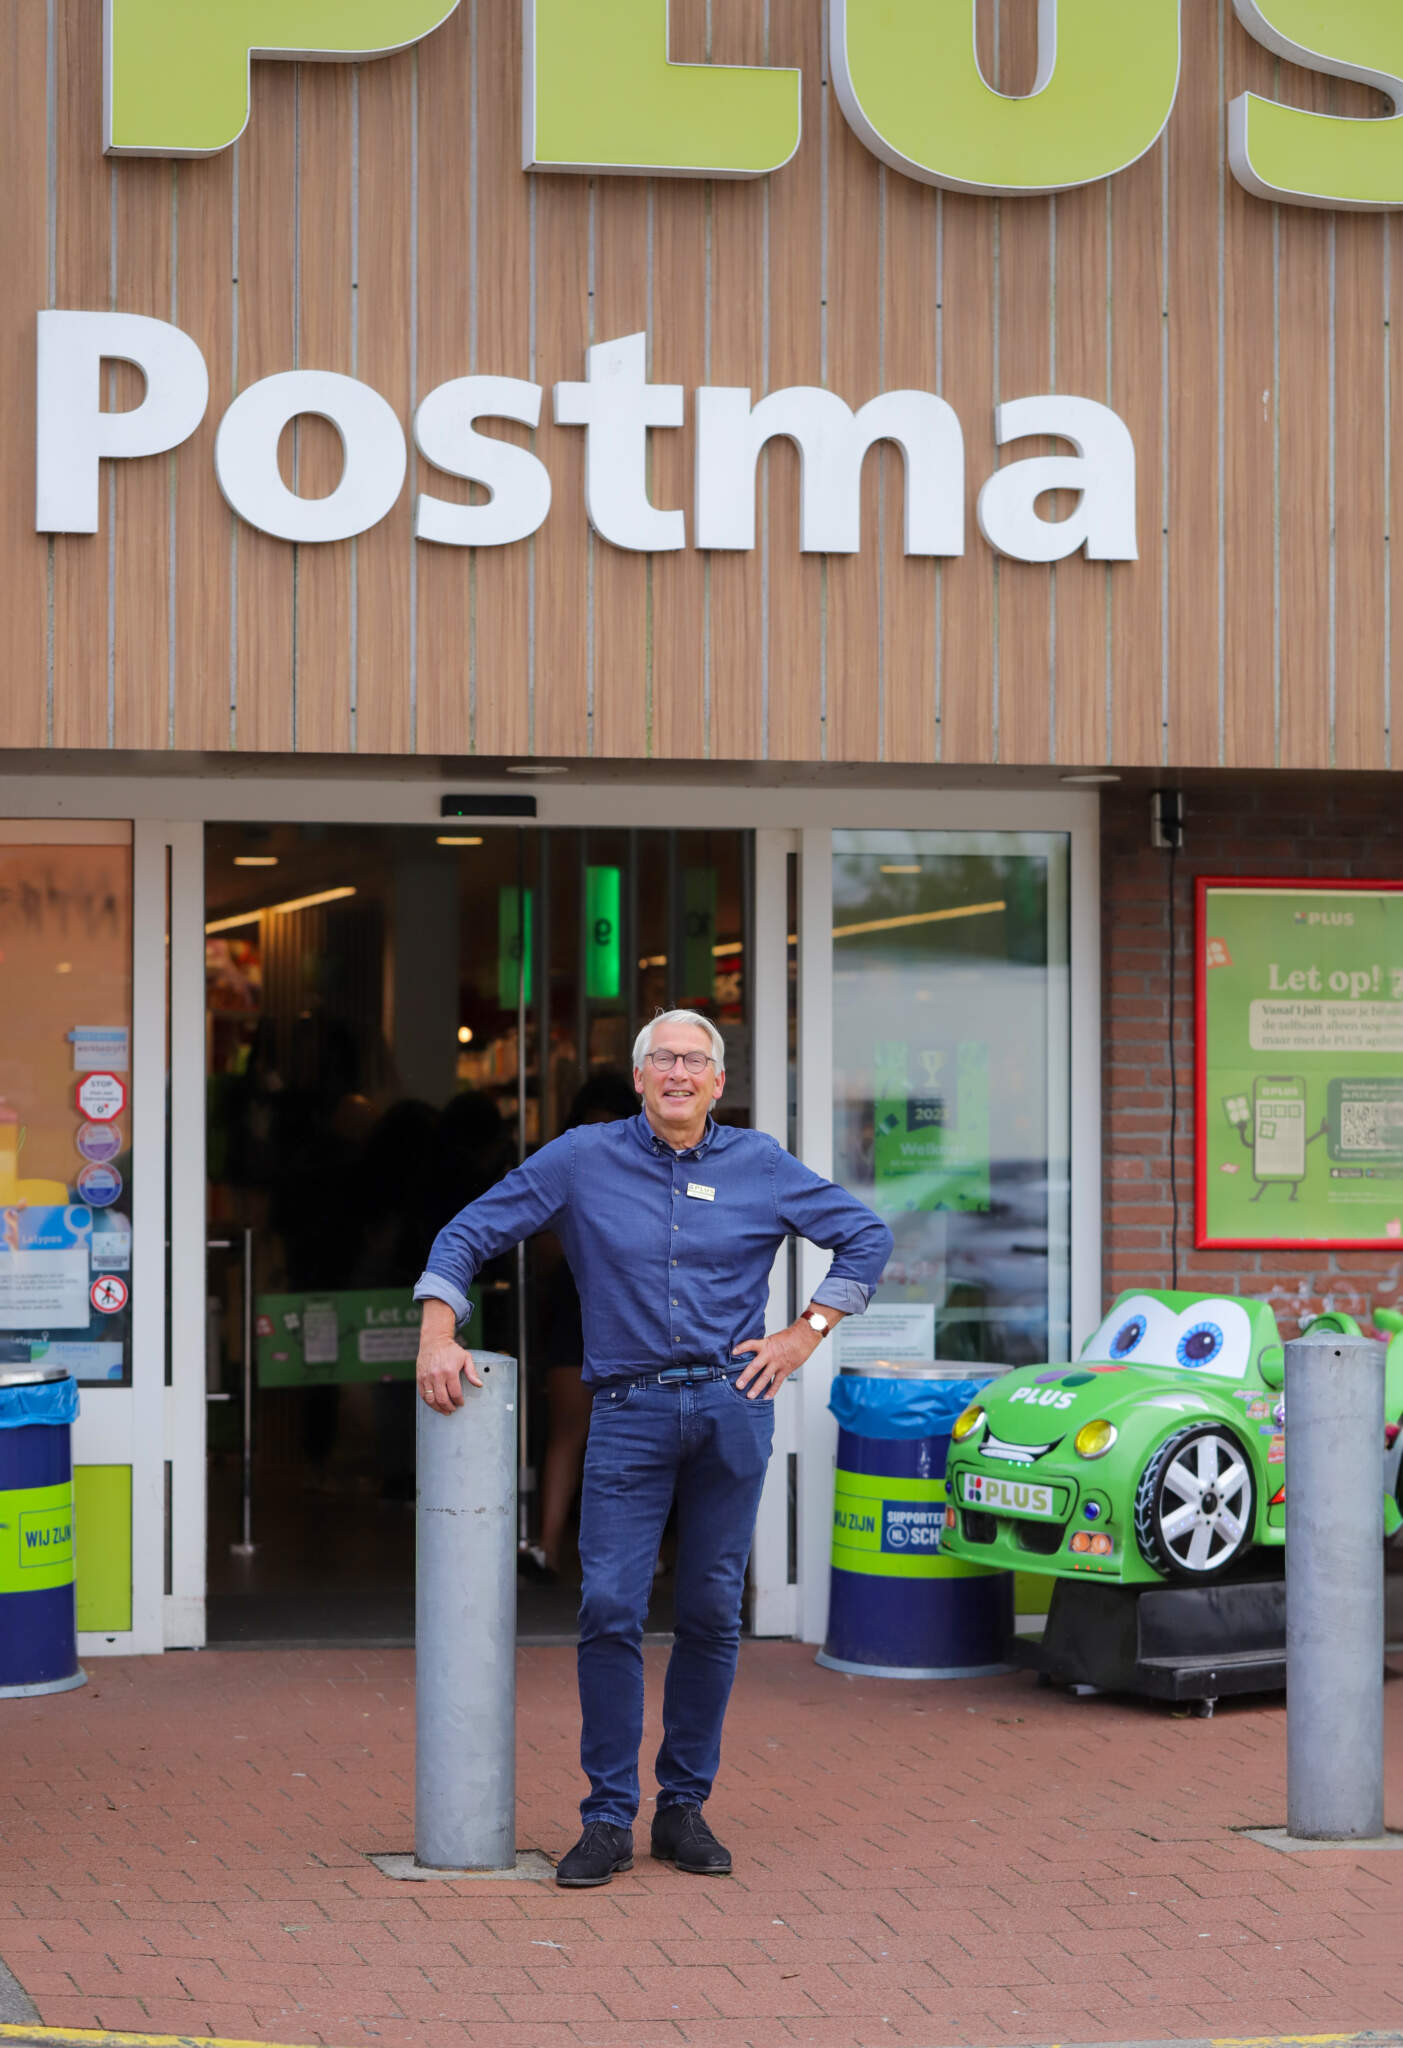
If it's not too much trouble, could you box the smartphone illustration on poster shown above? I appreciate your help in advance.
[1252,1075,1308,1183]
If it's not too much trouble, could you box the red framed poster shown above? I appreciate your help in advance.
[1196,876,1403,1250]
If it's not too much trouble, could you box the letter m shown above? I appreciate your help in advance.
[694,385,965,556]
[105,0,462,157]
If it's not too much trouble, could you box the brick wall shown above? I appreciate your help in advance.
[1102,779,1403,1337]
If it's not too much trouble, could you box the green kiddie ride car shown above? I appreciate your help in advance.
[942,1288,1403,1587]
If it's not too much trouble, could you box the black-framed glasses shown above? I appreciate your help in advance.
[642,1049,716,1074]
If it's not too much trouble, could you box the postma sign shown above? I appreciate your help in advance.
[103,0,1403,210]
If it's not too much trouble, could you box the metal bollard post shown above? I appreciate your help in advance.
[415,1352,518,1872]
[1285,1330,1386,1841]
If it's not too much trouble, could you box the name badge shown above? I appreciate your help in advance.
[686,1182,716,1202]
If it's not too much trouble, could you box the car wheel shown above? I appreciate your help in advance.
[1133,1424,1256,1581]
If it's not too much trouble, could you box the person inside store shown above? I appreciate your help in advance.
[521,1068,641,1586]
[413,1008,892,1887]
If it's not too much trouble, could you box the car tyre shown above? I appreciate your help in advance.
[1133,1423,1256,1582]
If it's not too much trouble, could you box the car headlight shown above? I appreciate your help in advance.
[951,1401,985,1443]
[1074,1418,1117,1459]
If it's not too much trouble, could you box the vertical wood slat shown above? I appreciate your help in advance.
[1052,180,1108,767]
[992,2,1052,768]
[650,178,708,760]
[1166,0,1222,767]
[172,149,235,752]
[1222,8,1276,771]
[532,173,591,757]
[354,50,414,758]
[1109,139,1165,768]
[939,191,996,764]
[471,0,532,760]
[112,157,172,750]
[1332,214,1386,772]
[707,0,769,763]
[592,178,651,759]
[0,0,52,747]
[233,63,296,752]
[292,63,353,755]
[763,0,825,766]
[824,83,883,763]
[51,0,109,751]
[880,168,938,764]
[1277,64,1334,771]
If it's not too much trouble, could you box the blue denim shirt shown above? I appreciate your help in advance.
[414,1111,893,1385]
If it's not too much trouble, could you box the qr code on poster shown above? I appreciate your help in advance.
[1339,1099,1403,1152]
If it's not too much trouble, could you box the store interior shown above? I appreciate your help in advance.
[203,821,756,1644]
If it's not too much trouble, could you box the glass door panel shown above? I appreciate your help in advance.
[831,830,1071,1367]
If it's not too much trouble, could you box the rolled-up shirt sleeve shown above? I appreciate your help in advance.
[413,1133,574,1328]
[769,1145,892,1315]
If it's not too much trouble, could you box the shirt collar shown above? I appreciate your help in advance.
[634,1107,717,1160]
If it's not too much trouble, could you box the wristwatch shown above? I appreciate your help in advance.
[804,1309,832,1340]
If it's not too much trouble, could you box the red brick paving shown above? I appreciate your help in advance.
[1,1646,1402,2048]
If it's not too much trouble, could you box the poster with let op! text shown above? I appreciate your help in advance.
[1197,879,1403,1248]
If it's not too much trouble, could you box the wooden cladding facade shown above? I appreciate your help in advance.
[1,0,1397,770]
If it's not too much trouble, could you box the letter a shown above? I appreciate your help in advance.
[831,0,1180,195]
[525,0,801,177]
[105,0,463,156]
[1230,2,1403,209]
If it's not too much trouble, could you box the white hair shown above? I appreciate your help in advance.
[633,1008,726,1073]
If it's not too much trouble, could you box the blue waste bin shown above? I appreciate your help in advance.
[0,1366,85,1699]
[817,1362,1013,1679]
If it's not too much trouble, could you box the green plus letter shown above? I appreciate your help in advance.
[105,0,462,156]
[1230,2,1403,208]
[830,0,1180,196]
[524,0,801,178]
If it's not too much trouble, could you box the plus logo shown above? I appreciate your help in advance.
[104,0,462,157]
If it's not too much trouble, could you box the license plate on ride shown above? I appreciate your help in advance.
[960,1472,1057,1518]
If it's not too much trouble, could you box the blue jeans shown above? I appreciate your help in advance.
[576,1372,775,1827]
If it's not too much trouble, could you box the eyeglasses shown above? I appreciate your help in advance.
[642,1049,716,1074]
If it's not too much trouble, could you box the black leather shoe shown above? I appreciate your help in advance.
[555,1821,634,1888]
[650,1803,732,1875]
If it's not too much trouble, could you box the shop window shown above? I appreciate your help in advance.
[832,829,1071,1368]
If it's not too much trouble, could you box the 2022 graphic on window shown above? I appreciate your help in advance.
[1196,878,1403,1250]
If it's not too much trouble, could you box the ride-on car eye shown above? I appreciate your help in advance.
[1110,1315,1147,1358]
[1176,1322,1223,1368]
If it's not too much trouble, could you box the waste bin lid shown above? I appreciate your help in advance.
[0,1365,73,1387]
[838,1360,1011,1380]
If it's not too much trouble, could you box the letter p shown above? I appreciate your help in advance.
[105,0,463,156]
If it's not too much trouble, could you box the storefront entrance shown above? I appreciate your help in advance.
[203,822,758,1643]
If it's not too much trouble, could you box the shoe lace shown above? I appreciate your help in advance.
[673,1806,715,1846]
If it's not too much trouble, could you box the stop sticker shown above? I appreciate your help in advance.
[76,1071,126,1122]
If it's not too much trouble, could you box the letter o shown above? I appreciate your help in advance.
[1329,970,1349,993]
[215,370,407,542]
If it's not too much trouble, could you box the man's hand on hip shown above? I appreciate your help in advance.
[416,1297,483,1412]
[732,1319,823,1400]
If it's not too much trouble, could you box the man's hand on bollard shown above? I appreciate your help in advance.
[416,1298,483,1412]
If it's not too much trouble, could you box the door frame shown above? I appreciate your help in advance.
[0,774,1099,1652]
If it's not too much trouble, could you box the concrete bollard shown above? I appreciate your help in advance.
[415,1352,518,1872]
[1285,1330,1386,1842]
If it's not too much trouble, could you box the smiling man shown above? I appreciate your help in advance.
[414,1008,891,1887]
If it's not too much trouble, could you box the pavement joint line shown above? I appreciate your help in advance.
[4,2036,1403,2048]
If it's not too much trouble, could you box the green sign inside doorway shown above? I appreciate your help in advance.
[585,866,622,1000]
[497,887,534,1012]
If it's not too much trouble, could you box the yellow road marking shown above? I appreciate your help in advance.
[0,2029,312,2048]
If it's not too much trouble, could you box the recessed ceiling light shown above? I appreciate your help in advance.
[234,855,279,866]
[881,864,922,874]
[505,763,568,775]
[1059,771,1122,785]
[437,835,484,847]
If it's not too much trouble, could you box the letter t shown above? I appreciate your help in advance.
[553,333,684,551]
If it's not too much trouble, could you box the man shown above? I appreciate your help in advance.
[414,1009,892,1888]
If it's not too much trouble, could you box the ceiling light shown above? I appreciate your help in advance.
[880,864,921,874]
[505,763,568,775]
[833,900,1005,941]
[1060,772,1121,785]
[457,1026,474,1045]
[437,835,484,847]
[205,885,357,935]
[234,855,279,866]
